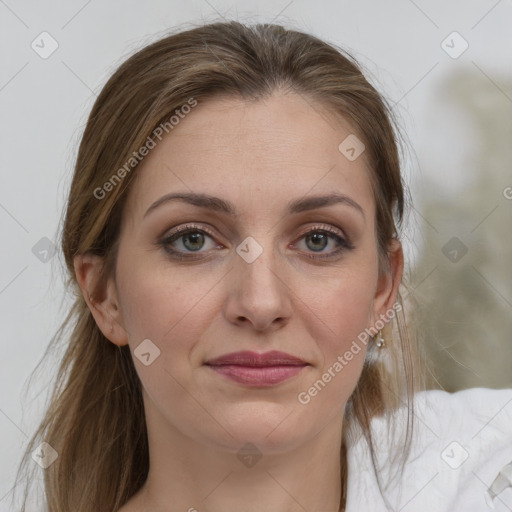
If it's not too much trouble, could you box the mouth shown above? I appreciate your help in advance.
[204,350,309,387]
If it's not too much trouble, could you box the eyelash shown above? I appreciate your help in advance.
[159,223,354,261]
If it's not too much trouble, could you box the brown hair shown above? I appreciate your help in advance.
[14,20,425,511]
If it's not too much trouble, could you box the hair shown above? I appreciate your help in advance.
[13,20,426,511]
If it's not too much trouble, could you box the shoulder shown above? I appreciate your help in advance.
[346,387,512,511]
[415,386,512,425]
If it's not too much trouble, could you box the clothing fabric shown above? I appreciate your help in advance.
[346,387,512,511]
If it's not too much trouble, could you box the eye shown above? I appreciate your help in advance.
[160,224,220,259]
[159,223,354,261]
[293,225,354,260]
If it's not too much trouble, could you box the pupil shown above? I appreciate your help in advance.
[184,232,204,251]
[307,233,327,252]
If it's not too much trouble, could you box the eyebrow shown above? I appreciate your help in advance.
[143,192,366,221]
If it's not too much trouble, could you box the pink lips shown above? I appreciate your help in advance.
[204,350,308,387]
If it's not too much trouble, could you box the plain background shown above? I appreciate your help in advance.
[1,0,511,510]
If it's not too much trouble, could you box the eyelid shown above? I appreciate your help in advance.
[163,222,349,244]
[164,223,218,240]
[294,223,347,242]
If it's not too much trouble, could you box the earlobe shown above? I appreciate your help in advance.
[73,253,129,346]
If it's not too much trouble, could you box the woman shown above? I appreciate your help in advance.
[14,20,512,512]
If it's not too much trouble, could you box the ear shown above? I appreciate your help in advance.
[370,237,404,330]
[73,253,129,346]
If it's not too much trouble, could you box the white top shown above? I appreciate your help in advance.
[346,387,512,511]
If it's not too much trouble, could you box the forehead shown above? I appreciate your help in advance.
[123,92,375,224]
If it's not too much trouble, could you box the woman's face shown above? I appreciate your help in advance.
[101,91,402,454]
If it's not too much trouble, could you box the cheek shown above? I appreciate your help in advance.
[116,248,217,345]
[301,263,377,382]
[295,281,373,418]
[307,265,377,339]
[116,261,218,403]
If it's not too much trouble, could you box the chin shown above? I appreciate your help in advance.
[210,414,308,455]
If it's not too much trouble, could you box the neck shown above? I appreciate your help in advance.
[139,403,345,512]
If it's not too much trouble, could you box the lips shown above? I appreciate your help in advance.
[204,350,309,387]
[204,350,307,367]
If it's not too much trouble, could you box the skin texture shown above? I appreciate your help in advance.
[74,91,403,512]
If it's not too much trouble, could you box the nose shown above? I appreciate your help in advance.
[223,238,292,332]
